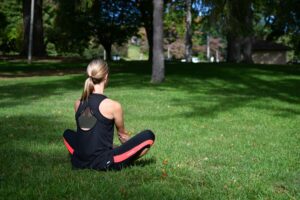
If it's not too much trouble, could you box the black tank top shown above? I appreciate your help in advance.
[71,93,114,170]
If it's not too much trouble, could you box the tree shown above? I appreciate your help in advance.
[0,1,23,54]
[164,24,178,60]
[164,3,179,60]
[151,0,165,83]
[259,0,300,58]
[202,0,254,63]
[21,0,46,56]
[90,0,140,60]
[51,0,90,54]
[163,1,187,60]
[185,0,193,62]
[0,11,8,52]
[226,0,253,63]
[136,0,153,62]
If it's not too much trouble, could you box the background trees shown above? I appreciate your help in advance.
[21,0,46,56]
[89,0,140,61]
[49,0,89,55]
[0,12,8,51]
[0,0,298,62]
[259,0,300,57]
[201,0,254,63]
[136,0,153,62]
[0,1,22,54]
[201,0,299,63]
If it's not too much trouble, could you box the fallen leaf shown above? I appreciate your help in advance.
[161,169,168,178]
[163,159,168,165]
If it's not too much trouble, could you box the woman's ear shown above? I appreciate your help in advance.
[105,73,109,80]
[104,73,109,87]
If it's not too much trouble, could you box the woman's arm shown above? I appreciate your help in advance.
[112,101,130,144]
[74,100,80,112]
[99,99,131,144]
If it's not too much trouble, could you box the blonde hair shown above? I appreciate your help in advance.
[81,59,109,101]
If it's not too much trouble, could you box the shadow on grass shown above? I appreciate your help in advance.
[1,61,300,117]
[167,73,300,118]
[131,157,157,167]
[160,63,300,118]
[0,114,68,145]
[0,75,84,108]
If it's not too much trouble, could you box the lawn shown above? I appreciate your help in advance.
[0,61,299,199]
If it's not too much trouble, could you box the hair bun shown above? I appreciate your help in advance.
[90,76,102,84]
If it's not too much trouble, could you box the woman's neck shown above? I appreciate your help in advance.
[93,83,105,94]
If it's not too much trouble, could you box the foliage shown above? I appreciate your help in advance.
[201,0,253,36]
[164,1,185,39]
[138,28,149,57]
[0,0,298,59]
[256,0,300,58]
[0,11,7,50]
[82,44,105,60]
[201,0,299,60]
[50,0,90,54]
[0,1,23,54]
[89,0,141,56]
[43,0,58,56]
[0,61,299,199]
[163,0,207,59]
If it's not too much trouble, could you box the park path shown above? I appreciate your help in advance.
[0,68,84,78]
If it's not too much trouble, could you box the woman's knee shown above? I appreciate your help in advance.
[140,129,155,142]
[63,129,76,138]
[63,129,77,152]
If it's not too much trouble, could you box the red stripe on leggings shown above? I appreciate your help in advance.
[113,139,154,163]
[63,138,74,155]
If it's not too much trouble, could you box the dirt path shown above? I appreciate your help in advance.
[0,68,85,78]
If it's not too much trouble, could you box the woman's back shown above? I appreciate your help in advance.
[72,93,114,169]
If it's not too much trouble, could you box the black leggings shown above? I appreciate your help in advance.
[63,130,155,170]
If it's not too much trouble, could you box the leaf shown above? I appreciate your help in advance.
[161,169,168,178]
[163,159,168,165]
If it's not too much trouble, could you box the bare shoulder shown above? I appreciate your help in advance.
[74,99,81,112]
[101,98,122,111]
[99,98,122,119]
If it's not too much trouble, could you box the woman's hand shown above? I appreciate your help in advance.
[118,131,131,144]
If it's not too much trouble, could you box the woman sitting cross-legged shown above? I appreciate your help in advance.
[63,59,155,170]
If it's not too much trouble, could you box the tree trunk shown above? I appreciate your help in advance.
[241,36,253,63]
[137,0,153,62]
[151,0,164,83]
[167,45,171,59]
[240,1,253,64]
[21,0,46,57]
[145,26,153,62]
[103,43,112,61]
[227,34,241,63]
[226,0,253,63]
[185,0,193,62]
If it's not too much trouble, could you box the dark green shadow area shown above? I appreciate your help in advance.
[166,72,300,118]
[1,61,300,117]
[0,75,84,108]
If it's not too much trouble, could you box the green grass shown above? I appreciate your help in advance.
[0,61,299,199]
[127,45,147,60]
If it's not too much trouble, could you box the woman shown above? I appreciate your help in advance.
[63,59,155,170]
